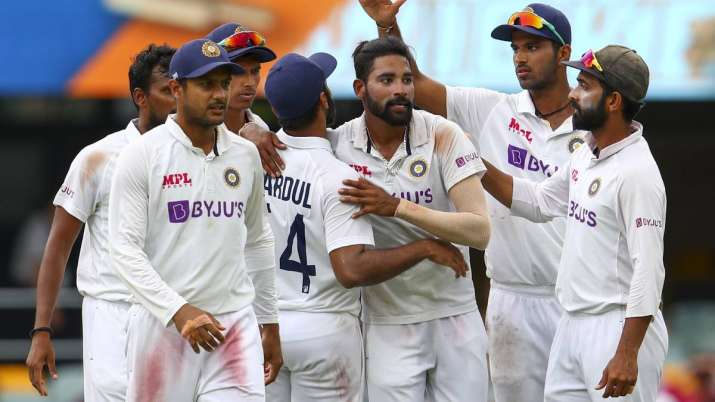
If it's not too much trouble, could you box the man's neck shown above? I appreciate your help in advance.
[591,118,632,154]
[364,111,406,161]
[136,115,153,135]
[175,114,217,155]
[224,107,248,134]
[284,120,327,139]
[528,77,573,129]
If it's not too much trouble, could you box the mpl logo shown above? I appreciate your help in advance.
[508,117,533,144]
[507,145,559,177]
[349,164,372,177]
[162,172,192,189]
[455,152,478,168]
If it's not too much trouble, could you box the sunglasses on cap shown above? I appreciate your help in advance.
[507,11,565,45]
[580,49,604,72]
[218,31,267,52]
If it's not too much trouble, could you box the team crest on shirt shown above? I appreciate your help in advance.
[224,167,240,188]
[568,136,585,153]
[408,157,429,178]
[202,41,221,58]
[588,178,601,196]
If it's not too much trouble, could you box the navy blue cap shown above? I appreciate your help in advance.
[491,3,571,45]
[169,38,244,80]
[206,23,276,63]
[265,52,337,120]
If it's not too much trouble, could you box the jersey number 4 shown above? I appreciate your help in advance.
[280,214,316,294]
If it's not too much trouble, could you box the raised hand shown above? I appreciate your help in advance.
[359,0,407,27]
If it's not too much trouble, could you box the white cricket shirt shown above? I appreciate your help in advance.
[447,87,587,288]
[54,120,140,302]
[329,110,486,325]
[511,122,666,318]
[266,130,374,317]
[109,115,276,326]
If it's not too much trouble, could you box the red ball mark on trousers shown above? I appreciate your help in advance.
[222,322,247,385]
[138,341,166,402]
[335,358,351,400]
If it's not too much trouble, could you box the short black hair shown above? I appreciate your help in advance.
[278,82,328,131]
[598,80,643,122]
[352,36,411,82]
[128,44,176,109]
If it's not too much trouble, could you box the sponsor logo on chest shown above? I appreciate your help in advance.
[167,200,245,223]
[162,172,193,189]
[349,164,373,177]
[508,117,533,144]
[568,200,598,227]
[506,144,559,177]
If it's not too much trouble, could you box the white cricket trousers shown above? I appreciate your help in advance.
[365,310,488,402]
[125,303,265,402]
[544,308,668,402]
[266,311,363,402]
[82,296,130,402]
[486,282,563,402]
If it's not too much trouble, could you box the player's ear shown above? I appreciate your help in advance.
[353,79,365,99]
[559,43,572,63]
[168,79,182,99]
[132,87,146,108]
[319,91,329,110]
[607,91,624,114]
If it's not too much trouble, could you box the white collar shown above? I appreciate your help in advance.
[276,129,332,151]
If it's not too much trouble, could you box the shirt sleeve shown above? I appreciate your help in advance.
[322,167,375,253]
[243,147,278,325]
[108,142,187,327]
[618,168,666,318]
[446,86,507,149]
[511,157,571,222]
[436,118,487,192]
[53,146,106,222]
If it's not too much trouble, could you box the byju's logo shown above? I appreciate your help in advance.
[168,200,190,223]
[507,145,559,177]
[167,200,245,223]
[455,152,478,168]
[162,172,192,189]
[635,217,663,229]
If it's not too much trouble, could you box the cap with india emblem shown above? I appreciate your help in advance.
[169,38,245,80]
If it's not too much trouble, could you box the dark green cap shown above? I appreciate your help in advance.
[563,45,649,103]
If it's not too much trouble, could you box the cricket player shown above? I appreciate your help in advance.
[262,52,472,402]
[206,23,276,134]
[109,38,278,401]
[336,36,491,402]
[359,2,585,399]
[25,44,176,400]
[481,45,668,401]
[207,23,283,385]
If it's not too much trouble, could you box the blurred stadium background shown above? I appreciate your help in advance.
[0,0,713,401]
